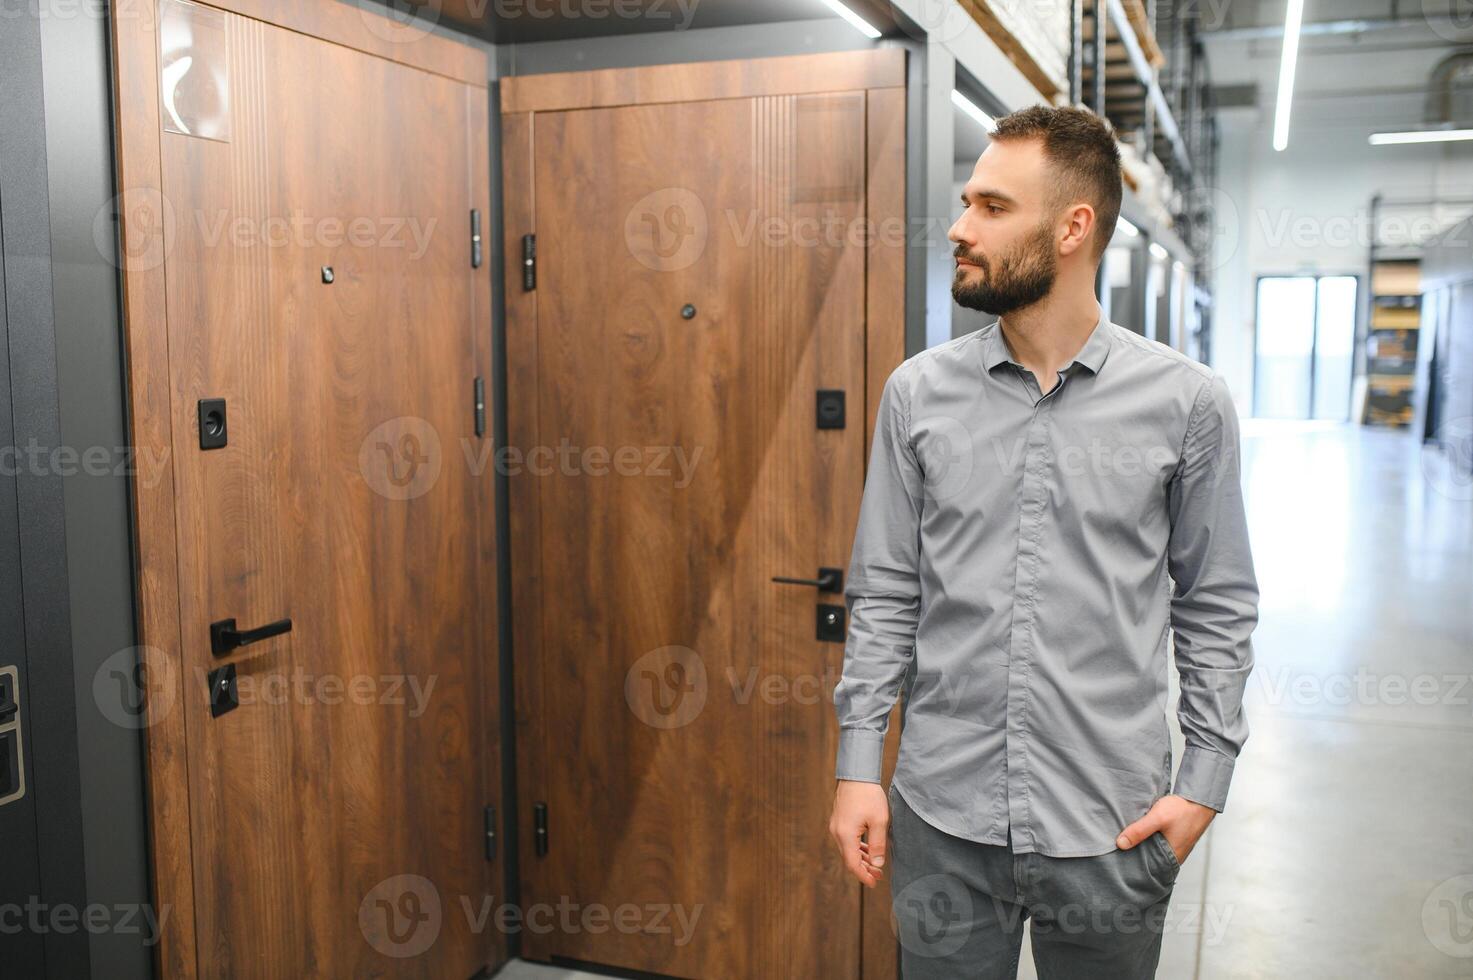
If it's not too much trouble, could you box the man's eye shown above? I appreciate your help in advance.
[987,204,1004,215]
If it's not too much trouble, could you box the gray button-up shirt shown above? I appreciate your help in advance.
[833,314,1258,857]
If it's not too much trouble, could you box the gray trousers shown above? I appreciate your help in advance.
[887,783,1179,979]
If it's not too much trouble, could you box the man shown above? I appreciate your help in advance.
[826,104,1258,978]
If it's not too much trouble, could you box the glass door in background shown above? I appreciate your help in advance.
[1253,274,1358,420]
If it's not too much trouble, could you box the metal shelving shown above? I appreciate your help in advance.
[1068,0,1220,349]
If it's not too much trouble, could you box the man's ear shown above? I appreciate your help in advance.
[1058,202,1096,258]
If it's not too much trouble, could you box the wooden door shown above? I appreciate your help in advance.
[502,51,906,979]
[113,2,501,977]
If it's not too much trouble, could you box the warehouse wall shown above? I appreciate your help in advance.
[1207,26,1473,413]
[1422,214,1473,473]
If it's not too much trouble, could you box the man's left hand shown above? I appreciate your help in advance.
[1115,794,1216,865]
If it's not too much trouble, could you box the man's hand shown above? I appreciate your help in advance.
[829,780,889,888]
[1115,794,1216,865]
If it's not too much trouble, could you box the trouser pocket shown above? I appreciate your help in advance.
[1147,831,1181,884]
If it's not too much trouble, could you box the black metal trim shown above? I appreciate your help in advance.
[521,233,536,291]
[0,9,91,975]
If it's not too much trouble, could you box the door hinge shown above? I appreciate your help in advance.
[521,234,536,291]
[533,801,548,856]
[484,805,497,861]
[473,376,486,437]
[470,209,483,268]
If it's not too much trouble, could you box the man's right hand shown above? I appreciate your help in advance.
[828,780,889,888]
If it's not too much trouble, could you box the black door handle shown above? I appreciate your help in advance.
[210,617,293,657]
[770,567,843,593]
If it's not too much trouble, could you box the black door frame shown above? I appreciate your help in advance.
[0,9,91,977]
[2,5,153,978]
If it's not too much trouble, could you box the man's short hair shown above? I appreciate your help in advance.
[988,104,1124,261]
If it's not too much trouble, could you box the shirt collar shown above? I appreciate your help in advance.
[981,309,1113,377]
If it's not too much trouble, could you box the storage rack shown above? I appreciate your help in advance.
[1067,0,1220,346]
[1365,261,1421,427]
[1365,194,1422,426]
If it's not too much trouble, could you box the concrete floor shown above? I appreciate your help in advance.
[495,422,1473,979]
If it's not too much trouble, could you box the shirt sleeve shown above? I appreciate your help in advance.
[832,366,924,783]
[1165,372,1259,811]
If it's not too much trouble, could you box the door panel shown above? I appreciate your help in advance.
[522,91,869,977]
[152,10,493,978]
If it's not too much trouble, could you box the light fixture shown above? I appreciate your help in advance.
[819,0,881,39]
[1149,242,1169,261]
[1272,0,1304,151]
[1369,128,1473,145]
[951,90,996,132]
[1116,218,1140,238]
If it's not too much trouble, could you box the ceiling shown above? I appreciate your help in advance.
[371,0,891,45]
[1194,0,1473,43]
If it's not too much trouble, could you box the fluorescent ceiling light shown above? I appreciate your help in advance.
[1369,128,1473,145]
[820,0,881,39]
[1272,0,1304,151]
[1149,242,1169,261]
[951,90,996,132]
[1116,218,1140,238]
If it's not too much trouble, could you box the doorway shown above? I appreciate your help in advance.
[1253,274,1358,420]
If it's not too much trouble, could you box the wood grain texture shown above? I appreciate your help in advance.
[116,2,496,976]
[500,48,905,113]
[526,92,865,979]
[860,85,907,980]
[110,1,200,974]
[467,80,509,974]
[955,0,1064,101]
[196,0,486,86]
[499,108,554,965]
[1119,0,1166,67]
[504,49,908,978]
[863,87,907,464]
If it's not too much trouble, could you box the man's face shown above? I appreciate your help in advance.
[948,139,1060,315]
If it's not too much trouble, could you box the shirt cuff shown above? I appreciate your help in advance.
[835,729,885,783]
[1173,745,1236,812]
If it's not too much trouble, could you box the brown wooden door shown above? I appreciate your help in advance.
[114,3,499,977]
[502,51,906,979]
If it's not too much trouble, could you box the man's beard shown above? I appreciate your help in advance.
[951,221,1058,315]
